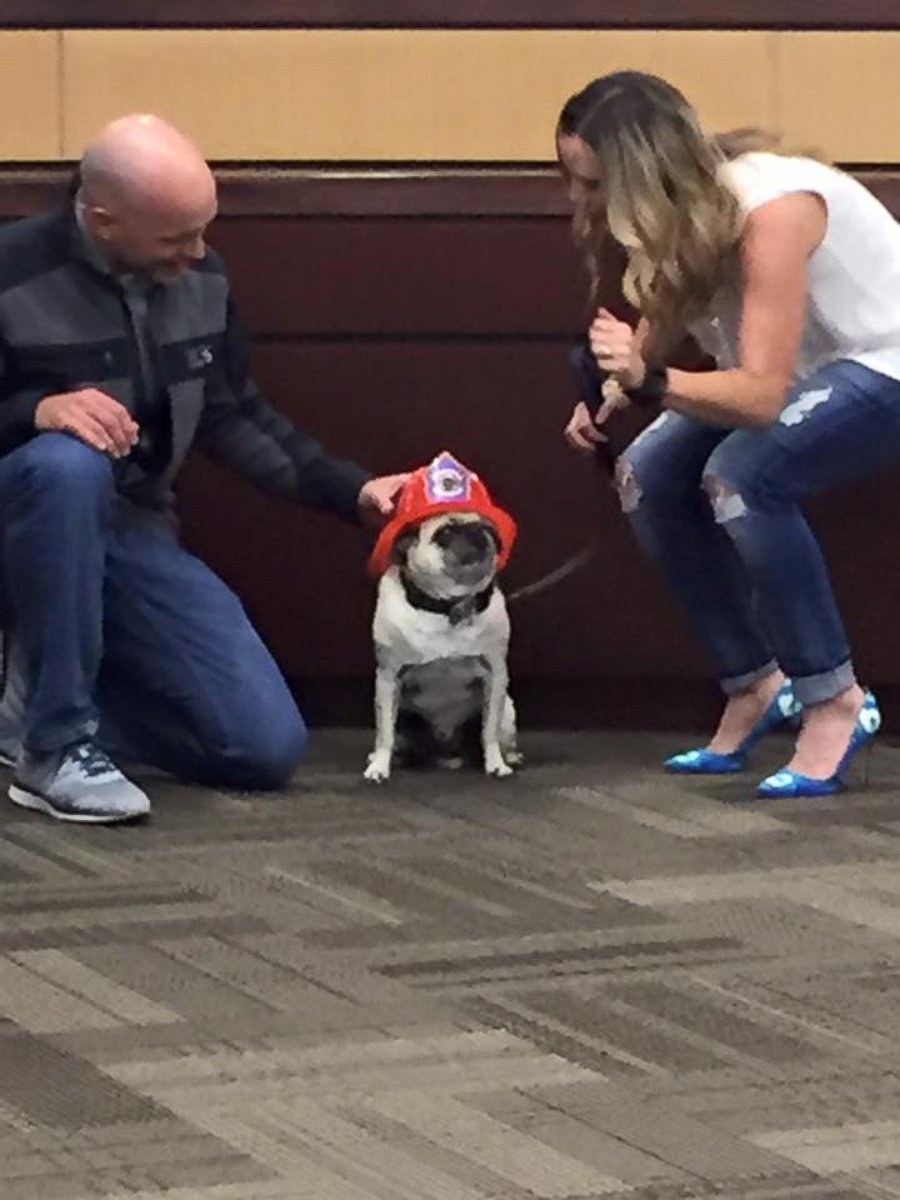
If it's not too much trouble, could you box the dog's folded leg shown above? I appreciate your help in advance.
[482,656,514,778]
[364,660,399,783]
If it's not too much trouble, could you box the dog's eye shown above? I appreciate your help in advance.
[392,532,416,563]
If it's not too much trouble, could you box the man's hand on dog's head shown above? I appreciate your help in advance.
[358,473,411,526]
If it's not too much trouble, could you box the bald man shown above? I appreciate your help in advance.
[0,115,407,823]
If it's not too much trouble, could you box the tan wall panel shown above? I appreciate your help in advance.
[0,33,60,159]
[778,32,900,162]
[61,29,776,161]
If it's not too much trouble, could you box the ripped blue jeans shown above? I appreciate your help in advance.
[618,359,900,705]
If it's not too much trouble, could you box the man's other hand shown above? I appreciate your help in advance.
[35,389,139,457]
[357,473,410,525]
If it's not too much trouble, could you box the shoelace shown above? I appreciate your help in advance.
[67,743,118,779]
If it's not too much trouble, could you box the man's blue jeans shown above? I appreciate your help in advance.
[0,432,307,787]
[618,360,900,706]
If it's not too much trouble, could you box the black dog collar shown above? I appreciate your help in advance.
[400,574,494,626]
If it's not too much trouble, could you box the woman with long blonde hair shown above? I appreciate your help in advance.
[557,70,900,796]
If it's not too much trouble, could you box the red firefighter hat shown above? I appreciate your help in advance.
[369,451,517,578]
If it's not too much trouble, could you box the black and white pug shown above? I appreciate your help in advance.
[364,511,519,783]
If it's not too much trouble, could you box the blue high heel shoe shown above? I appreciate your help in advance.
[756,690,881,798]
[665,680,802,775]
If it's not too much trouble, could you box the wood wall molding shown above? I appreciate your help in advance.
[59,29,778,162]
[47,28,900,164]
[0,32,59,159]
[3,165,900,220]
[0,26,883,165]
[0,166,571,218]
[778,33,900,164]
[4,1,900,29]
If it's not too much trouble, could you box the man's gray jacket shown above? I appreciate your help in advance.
[0,206,371,515]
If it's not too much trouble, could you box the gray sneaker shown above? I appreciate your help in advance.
[9,742,151,824]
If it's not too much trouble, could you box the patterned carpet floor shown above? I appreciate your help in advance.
[2,728,900,1199]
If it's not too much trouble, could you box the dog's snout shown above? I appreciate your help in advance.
[435,521,496,565]
[460,525,490,551]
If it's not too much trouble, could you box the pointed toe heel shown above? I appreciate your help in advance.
[665,680,801,776]
[756,690,880,799]
[665,748,746,774]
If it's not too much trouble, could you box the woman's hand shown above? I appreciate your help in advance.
[563,400,607,454]
[589,308,646,390]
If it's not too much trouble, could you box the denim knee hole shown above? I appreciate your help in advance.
[615,459,643,514]
[703,474,748,524]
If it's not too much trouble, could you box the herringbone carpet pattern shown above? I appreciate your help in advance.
[2,728,900,1199]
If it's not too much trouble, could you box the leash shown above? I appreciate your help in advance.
[506,540,599,604]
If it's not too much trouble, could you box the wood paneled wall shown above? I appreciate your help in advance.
[169,170,900,732]
[2,0,900,729]
[1,27,899,163]
[6,167,900,731]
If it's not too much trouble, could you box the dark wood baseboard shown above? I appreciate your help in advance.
[291,676,725,731]
[293,677,900,736]
[5,2,900,29]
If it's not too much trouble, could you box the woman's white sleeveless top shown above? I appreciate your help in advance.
[691,151,900,381]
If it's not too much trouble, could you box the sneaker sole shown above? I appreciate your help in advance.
[8,783,150,825]
[0,750,16,769]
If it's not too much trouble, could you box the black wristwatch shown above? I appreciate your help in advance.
[625,364,669,406]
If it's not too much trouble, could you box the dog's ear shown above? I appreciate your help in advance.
[391,530,417,566]
[480,521,502,552]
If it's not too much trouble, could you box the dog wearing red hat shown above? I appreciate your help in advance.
[364,451,520,783]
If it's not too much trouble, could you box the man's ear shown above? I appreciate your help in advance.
[83,202,116,244]
[391,530,416,566]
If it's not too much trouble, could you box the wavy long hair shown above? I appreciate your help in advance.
[558,72,753,349]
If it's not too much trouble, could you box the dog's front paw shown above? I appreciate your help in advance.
[364,751,392,784]
[484,747,514,779]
